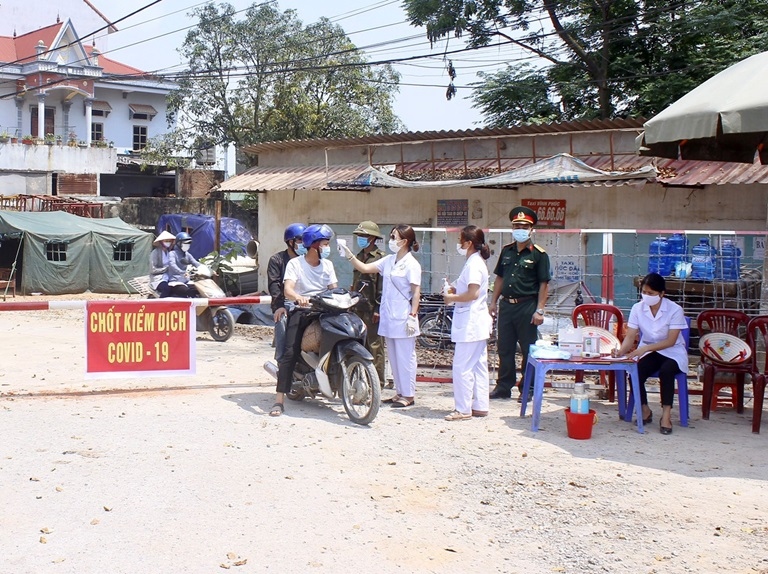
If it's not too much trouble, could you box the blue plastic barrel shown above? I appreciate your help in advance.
[718,239,741,281]
[691,238,716,280]
[667,233,689,272]
[648,236,671,275]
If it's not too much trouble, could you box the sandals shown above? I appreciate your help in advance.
[382,394,402,404]
[390,397,414,408]
[471,410,488,417]
[269,402,284,417]
[445,410,472,421]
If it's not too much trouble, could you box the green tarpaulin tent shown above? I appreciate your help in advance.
[0,211,152,295]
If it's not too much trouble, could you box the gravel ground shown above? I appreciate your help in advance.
[1,294,767,574]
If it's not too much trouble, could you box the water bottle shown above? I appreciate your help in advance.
[442,278,452,294]
[667,233,688,273]
[570,382,589,414]
[648,236,670,275]
[691,238,716,280]
[718,239,741,281]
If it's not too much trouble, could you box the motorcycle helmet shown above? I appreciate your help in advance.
[283,222,306,243]
[302,224,334,248]
[175,231,192,242]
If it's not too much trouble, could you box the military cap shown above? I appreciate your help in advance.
[353,220,383,239]
[509,206,537,226]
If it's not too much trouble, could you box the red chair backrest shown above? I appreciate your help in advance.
[697,309,750,338]
[572,304,625,342]
[747,316,768,376]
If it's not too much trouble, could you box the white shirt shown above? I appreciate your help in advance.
[451,252,492,343]
[283,256,337,297]
[627,297,689,372]
[374,252,421,338]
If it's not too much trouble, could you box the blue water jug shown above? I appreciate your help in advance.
[648,236,671,275]
[667,233,689,271]
[718,239,741,281]
[691,238,716,280]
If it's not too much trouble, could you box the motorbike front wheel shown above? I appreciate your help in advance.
[339,356,380,425]
[209,307,235,342]
[417,312,452,350]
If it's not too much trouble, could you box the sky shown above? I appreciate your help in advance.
[91,0,507,132]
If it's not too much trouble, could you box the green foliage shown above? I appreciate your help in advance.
[404,0,768,124]
[200,241,243,274]
[168,3,404,162]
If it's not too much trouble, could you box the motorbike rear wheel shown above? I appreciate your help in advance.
[339,356,380,425]
[417,311,453,350]
[209,307,235,342]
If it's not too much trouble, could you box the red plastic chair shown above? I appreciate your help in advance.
[698,310,751,419]
[746,316,768,434]
[571,304,625,401]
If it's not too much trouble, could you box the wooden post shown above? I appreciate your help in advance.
[214,199,222,254]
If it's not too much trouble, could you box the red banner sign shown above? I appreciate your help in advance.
[85,300,196,378]
[522,199,566,229]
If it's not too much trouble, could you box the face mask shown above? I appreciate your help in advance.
[456,243,468,256]
[180,243,191,253]
[320,245,331,259]
[641,293,661,306]
[356,236,370,250]
[389,239,402,253]
[162,241,172,248]
[296,244,308,256]
[512,229,531,243]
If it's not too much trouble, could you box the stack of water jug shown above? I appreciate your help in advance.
[647,234,741,280]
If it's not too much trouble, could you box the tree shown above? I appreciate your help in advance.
[403,0,768,124]
[165,2,403,164]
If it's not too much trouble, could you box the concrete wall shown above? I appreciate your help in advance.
[0,172,48,195]
[0,141,115,174]
[256,181,768,294]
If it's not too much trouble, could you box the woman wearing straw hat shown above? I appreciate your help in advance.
[149,230,176,298]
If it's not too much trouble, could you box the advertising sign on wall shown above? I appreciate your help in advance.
[522,199,566,229]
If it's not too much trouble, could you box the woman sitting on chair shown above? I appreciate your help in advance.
[612,272,688,435]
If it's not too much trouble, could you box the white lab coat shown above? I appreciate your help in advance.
[374,252,421,339]
[627,297,689,372]
[450,252,492,343]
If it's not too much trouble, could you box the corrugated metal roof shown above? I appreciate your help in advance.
[217,164,370,192]
[242,118,647,154]
[218,154,768,192]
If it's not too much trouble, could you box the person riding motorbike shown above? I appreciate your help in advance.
[268,223,306,360]
[167,231,201,297]
[271,224,337,417]
[149,230,176,298]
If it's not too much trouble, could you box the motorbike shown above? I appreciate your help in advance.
[263,288,381,425]
[188,265,236,342]
[129,265,235,342]
[417,293,454,350]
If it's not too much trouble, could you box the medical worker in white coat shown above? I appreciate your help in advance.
[443,225,493,420]
[343,224,421,408]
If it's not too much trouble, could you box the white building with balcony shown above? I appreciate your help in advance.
[0,18,176,197]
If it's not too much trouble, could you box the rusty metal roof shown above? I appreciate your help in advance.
[242,118,646,154]
[217,153,768,192]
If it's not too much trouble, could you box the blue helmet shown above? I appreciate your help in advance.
[284,223,306,243]
[175,231,192,243]
[302,224,333,247]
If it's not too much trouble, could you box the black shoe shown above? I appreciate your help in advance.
[660,422,673,435]
[489,387,512,400]
[517,393,534,404]
[643,411,653,425]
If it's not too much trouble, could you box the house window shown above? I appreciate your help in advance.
[128,104,157,121]
[113,240,134,262]
[133,126,147,151]
[45,241,67,262]
[92,122,104,142]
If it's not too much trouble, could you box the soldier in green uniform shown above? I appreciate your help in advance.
[489,206,551,400]
[351,221,387,385]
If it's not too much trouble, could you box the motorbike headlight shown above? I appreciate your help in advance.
[321,292,356,309]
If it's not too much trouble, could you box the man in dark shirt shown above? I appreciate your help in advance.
[489,207,551,400]
[267,223,305,360]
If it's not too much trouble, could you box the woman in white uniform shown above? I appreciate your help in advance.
[344,224,421,408]
[612,272,688,435]
[443,226,493,420]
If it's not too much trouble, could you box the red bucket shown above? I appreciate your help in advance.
[564,408,598,440]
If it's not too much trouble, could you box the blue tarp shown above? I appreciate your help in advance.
[156,213,254,259]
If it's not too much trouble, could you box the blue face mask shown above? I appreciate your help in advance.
[356,236,370,250]
[296,244,308,256]
[320,245,331,259]
[512,229,531,243]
